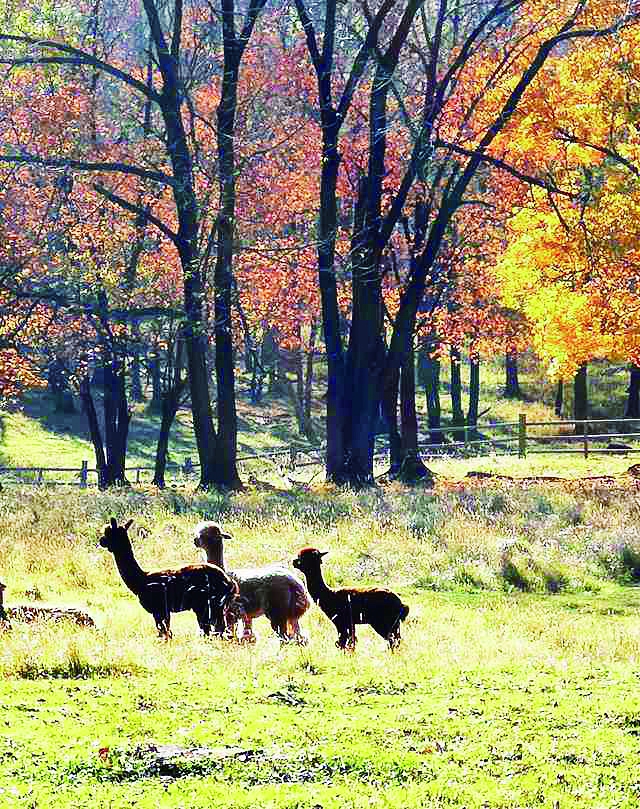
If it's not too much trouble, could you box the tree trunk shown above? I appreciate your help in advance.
[152,382,186,488]
[625,365,640,420]
[143,0,267,491]
[293,0,424,487]
[450,346,465,441]
[573,363,588,433]
[418,347,444,444]
[287,325,318,443]
[344,175,384,487]
[285,336,314,441]
[504,352,521,398]
[317,120,347,483]
[149,349,162,412]
[398,346,431,484]
[155,76,218,487]
[79,376,108,489]
[467,356,480,435]
[381,364,403,475]
[130,323,144,402]
[212,25,243,491]
[103,362,130,486]
[250,360,264,404]
[303,321,317,432]
[152,339,187,488]
[555,379,563,417]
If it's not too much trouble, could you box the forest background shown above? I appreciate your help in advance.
[1,0,640,490]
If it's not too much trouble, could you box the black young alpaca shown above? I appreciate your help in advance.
[292,547,409,650]
[100,518,239,639]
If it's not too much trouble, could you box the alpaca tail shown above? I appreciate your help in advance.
[399,603,409,622]
[285,579,310,641]
[291,579,311,618]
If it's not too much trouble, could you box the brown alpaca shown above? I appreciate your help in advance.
[0,581,7,626]
[292,547,409,650]
[100,518,239,639]
[0,580,95,627]
[193,522,310,643]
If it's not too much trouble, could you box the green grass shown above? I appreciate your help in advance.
[3,484,640,807]
[2,358,640,806]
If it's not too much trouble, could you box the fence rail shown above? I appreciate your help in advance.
[2,415,640,486]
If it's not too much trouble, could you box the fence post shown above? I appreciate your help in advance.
[583,420,589,458]
[136,468,141,484]
[289,448,297,470]
[36,468,44,484]
[518,413,527,458]
[80,460,88,488]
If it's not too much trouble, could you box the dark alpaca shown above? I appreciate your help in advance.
[194,522,310,643]
[100,518,239,639]
[292,547,409,650]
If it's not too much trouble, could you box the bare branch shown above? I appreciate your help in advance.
[555,126,640,178]
[0,153,173,186]
[172,0,184,60]
[0,34,162,103]
[93,183,179,245]
[436,138,575,196]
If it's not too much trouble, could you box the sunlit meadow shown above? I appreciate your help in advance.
[1,481,640,807]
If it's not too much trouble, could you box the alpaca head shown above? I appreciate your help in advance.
[99,517,134,553]
[193,522,232,552]
[292,547,328,573]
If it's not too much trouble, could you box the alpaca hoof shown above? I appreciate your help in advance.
[240,632,256,644]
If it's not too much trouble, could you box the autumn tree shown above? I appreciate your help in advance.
[0,0,270,489]
[495,23,640,371]
[292,0,638,486]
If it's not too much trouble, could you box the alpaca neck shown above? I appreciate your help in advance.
[301,566,331,603]
[204,542,225,570]
[111,542,146,594]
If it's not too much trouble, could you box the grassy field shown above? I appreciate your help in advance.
[3,481,640,808]
[2,359,640,807]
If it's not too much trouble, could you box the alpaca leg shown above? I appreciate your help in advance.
[224,615,239,642]
[195,608,212,636]
[371,614,403,649]
[289,617,308,646]
[154,613,171,640]
[387,627,402,650]
[335,622,355,651]
[241,615,256,643]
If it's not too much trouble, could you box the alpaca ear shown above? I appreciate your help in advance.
[124,519,133,531]
[110,517,117,529]
[319,550,329,557]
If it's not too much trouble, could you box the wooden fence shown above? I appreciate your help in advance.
[2,415,640,486]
